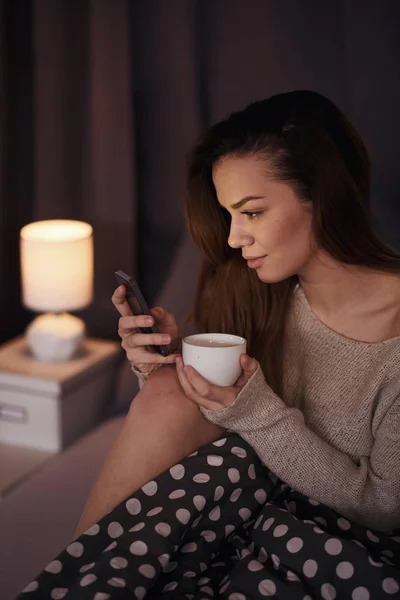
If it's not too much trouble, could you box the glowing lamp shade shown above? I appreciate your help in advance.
[20,220,94,362]
[20,220,93,312]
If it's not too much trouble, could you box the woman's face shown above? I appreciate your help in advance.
[212,155,317,283]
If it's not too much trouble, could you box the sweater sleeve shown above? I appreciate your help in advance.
[131,365,150,389]
[201,366,400,532]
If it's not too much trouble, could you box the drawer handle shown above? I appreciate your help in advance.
[0,403,28,423]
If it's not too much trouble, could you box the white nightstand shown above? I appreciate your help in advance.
[0,336,121,497]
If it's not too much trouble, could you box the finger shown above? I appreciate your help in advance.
[127,350,180,365]
[151,306,177,328]
[176,359,224,411]
[235,354,258,389]
[122,332,171,348]
[119,314,154,332]
[184,365,236,408]
[112,286,133,318]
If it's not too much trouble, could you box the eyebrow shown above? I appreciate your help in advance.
[230,195,265,210]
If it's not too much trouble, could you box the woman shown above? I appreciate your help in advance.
[19,91,400,599]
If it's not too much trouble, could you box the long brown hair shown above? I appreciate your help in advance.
[185,90,400,396]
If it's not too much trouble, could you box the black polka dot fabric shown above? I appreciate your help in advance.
[17,433,400,599]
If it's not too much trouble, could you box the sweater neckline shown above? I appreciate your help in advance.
[296,285,400,347]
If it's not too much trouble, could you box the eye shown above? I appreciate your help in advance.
[242,211,263,220]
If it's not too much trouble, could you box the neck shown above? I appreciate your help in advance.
[297,250,398,316]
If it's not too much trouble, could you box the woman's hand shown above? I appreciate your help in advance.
[176,353,258,411]
[112,285,181,374]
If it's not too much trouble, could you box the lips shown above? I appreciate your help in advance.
[246,255,266,269]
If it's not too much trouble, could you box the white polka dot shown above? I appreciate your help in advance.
[368,557,383,567]
[248,560,264,571]
[273,524,289,538]
[142,480,158,496]
[200,562,208,572]
[239,507,252,521]
[184,571,196,578]
[366,530,380,543]
[325,538,343,556]
[94,594,110,600]
[200,586,214,595]
[80,574,97,587]
[382,578,399,594]
[207,454,223,467]
[337,517,351,530]
[229,594,247,600]
[255,489,267,504]
[110,556,128,570]
[220,580,231,593]
[155,522,171,537]
[22,581,38,593]
[193,473,210,483]
[309,497,320,506]
[230,488,242,502]
[258,547,268,562]
[66,541,84,557]
[225,524,235,536]
[181,542,197,553]
[303,597,313,600]
[192,515,202,528]
[45,560,62,574]
[134,587,146,600]
[170,464,185,479]
[248,464,256,479]
[259,579,276,596]
[163,561,178,573]
[352,587,370,600]
[147,506,163,517]
[382,557,395,566]
[107,522,124,539]
[108,577,126,588]
[209,506,221,521]
[214,485,224,501]
[287,537,304,553]
[315,516,327,527]
[157,554,169,568]
[130,540,148,555]
[213,437,227,446]
[103,541,117,552]
[189,450,198,457]
[129,522,145,532]
[303,559,318,578]
[50,589,68,599]
[382,549,394,558]
[201,530,217,542]
[231,446,247,458]
[321,583,336,599]
[138,564,156,579]
[176,508,191,524]
[391,536,400,542]
[254,515,263,529]
[336,561,354,579]
[163,582,178,592]
[353,540,366,550]
[263,517,275,531]
[85,523,100,535]
[193,494,206,510]
[271,554,280,569]
[314,526,324,534]
[126,498,141,515]
[287,570,300,582]
[169,489,186,499]
[228,468,240,483]
[79,562,95,573]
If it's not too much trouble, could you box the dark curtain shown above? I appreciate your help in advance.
[1,0,400,344]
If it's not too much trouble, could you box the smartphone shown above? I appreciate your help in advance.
[114,269,170,357]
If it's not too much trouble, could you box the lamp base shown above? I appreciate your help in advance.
[26,313,86,362]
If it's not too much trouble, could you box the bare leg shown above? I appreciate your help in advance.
[74,366,223,538]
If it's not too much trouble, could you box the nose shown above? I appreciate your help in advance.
[227,221,253,249]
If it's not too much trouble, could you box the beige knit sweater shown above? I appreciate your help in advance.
[135,286,400,532]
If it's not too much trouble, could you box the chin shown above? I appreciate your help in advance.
[256,266,296,284]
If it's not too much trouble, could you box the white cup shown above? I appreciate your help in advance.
[182,333,247,387]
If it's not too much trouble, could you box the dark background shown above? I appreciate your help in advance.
[1,0,399,344]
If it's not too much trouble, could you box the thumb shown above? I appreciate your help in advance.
[151,306,176,327]
[235,354,258,389]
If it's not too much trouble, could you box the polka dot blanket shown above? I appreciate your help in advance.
[17,433,400,599]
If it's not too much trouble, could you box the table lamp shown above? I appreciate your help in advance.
[20,219,94,362]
